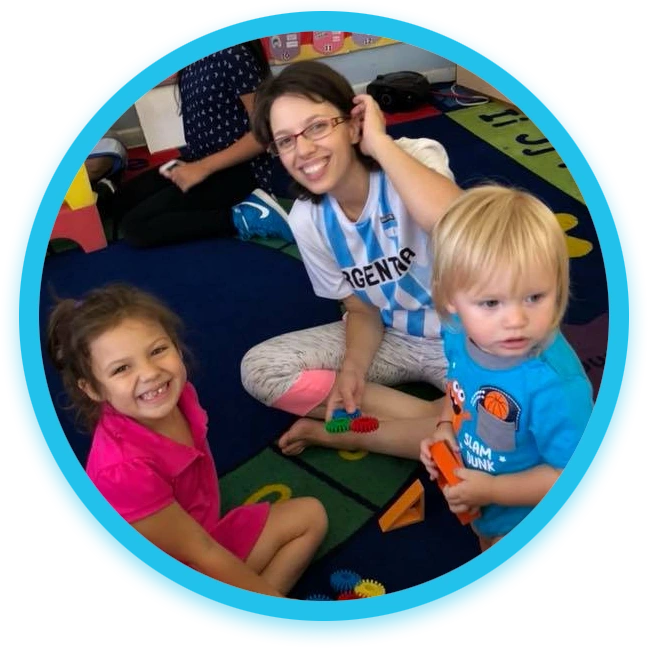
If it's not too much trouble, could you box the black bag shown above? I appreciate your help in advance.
[366,71,432,113]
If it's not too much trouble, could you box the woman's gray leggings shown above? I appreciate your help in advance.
[240,321,447,416]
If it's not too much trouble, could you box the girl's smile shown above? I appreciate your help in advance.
[137,379,172,403]
[81,317,187,433]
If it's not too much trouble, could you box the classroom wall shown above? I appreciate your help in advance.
[271,42,454,89]
[111,42,455,148]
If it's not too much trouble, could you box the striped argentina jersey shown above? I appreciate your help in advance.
[290,168,441,338]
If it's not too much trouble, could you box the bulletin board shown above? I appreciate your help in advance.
[261,32,398,65]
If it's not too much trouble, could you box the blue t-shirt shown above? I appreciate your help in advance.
[178,45,273,192]
[441,321,593,537]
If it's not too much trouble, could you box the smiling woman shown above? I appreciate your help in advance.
[241,60,463,460]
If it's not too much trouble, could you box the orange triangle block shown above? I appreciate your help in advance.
[378,479,425,532]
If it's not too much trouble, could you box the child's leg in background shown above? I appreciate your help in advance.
[240,322,448,457]
[244,498,328,595]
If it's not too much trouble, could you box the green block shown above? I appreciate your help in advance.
[298,446,418,508]
[220,448,374,557]
[447,102,584,204]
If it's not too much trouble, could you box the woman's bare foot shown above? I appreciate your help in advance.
[277,417,358,456]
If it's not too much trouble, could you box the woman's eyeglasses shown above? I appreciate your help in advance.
[268,116,350,156]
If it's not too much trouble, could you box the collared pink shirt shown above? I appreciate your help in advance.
[86,382,269,560]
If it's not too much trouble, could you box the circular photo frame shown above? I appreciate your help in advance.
[3,2,645,645]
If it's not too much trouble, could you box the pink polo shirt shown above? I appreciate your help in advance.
[86,382,269,561]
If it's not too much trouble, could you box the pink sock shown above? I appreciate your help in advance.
[271,369,336,416]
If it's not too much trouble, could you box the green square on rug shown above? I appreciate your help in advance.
[220,448,375,557]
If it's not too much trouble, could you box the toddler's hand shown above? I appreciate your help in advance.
[431,421,458,451]
[443,468,494,510]
[419,437,440,480]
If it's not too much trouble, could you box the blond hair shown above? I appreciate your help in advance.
[432,185,569,329]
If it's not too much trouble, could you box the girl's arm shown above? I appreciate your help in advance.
[131,501,284,597]
[352,94,462,231]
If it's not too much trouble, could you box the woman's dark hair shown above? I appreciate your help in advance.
[175,40,271,112]
[251,60,379,203]
[46,283,187,433]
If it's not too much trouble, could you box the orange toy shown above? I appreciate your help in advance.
[378,479,425,532]
[429,440,480,525]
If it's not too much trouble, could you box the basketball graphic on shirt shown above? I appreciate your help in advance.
[483,390,509,420]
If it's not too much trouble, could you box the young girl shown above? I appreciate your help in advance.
[419,185,593,550]
[113,41,293,247]
[47,284,327,597]
[241,60,463,459]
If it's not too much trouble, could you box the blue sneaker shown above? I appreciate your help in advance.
[232,189,295,242]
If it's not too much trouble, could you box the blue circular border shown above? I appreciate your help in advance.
[3,2,645,646]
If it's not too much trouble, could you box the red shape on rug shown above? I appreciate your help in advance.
[384,105,441,125]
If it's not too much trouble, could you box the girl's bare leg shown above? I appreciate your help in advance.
[245,498,328,595]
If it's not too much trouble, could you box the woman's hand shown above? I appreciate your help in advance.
[161,160,210,192]
[351,94,390,160]
[325,361,366,421]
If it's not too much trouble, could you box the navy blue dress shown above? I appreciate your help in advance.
[179,45,273,193]
[116,44,273,248]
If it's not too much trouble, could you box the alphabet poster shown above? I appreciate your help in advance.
[262,32,397,65]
